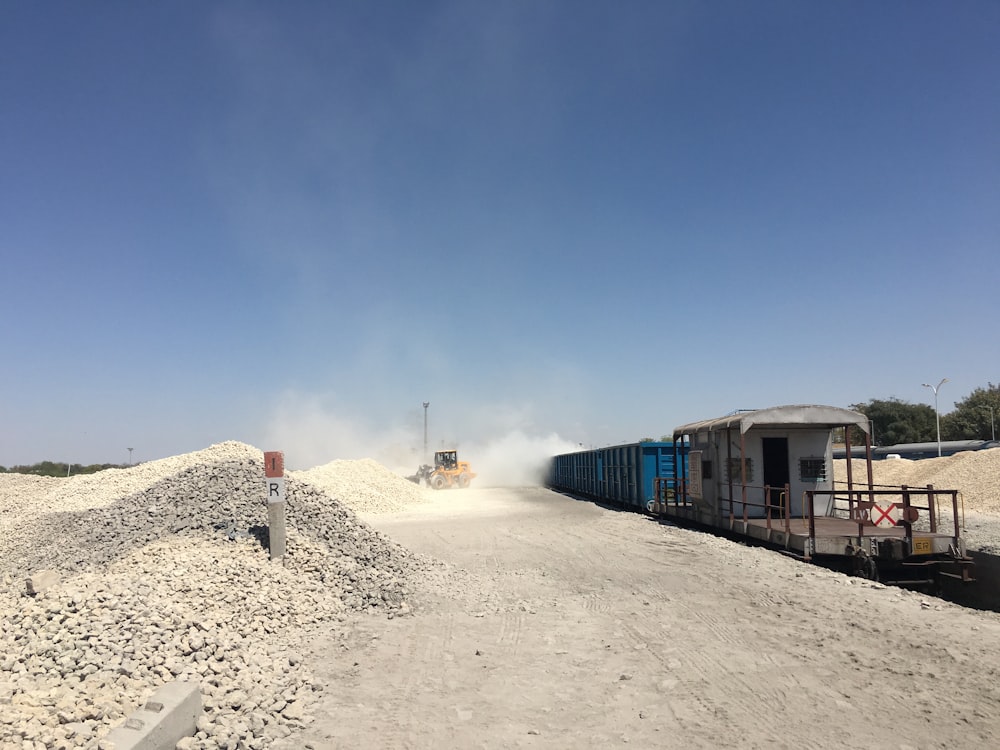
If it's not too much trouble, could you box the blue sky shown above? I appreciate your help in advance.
[2,1,998,469]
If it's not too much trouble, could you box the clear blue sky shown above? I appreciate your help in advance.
[2,1,998,469]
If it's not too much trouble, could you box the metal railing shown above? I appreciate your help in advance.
[654,477,965,553]
[805,484,962,551]
[717,483,792,532]
[653,478,794,532]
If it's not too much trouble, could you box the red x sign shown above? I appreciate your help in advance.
[871,502,898,527]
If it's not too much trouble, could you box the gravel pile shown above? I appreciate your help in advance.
[0,441,436,750]
[834,447,1000,514]
[834,447,1000,550]
[291,458,428,514]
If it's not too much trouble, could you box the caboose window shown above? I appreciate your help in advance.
[725,457,753,482]
[799,457,827,482]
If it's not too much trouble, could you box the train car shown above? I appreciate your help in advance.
[550,441,684,511]
[833,439,1000,460]
[660,405,974,585]
[871,440,998,460]
[552,405,975,587]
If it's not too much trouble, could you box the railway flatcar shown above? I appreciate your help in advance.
[550,405,974,587]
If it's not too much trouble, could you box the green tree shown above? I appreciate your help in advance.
[849,398,936,446]
[942,383,1000,441]
[3,461,121,476]
[35,460,64,477]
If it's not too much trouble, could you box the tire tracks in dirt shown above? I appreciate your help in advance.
[297,486,1000,750]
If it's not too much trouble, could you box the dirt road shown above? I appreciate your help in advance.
[293,487,1000,749]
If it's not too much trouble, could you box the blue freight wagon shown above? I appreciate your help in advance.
[550,442,686,511]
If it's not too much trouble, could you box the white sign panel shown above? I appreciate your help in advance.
[688,450,703,500]
[266,477,286,504]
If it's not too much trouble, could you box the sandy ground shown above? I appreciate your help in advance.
[289,487,1000,749]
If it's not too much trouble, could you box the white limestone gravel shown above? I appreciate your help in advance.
[291,458,429,514]
[0,441,443,750]
[834,447,1000,551]
[835,447,1000,513]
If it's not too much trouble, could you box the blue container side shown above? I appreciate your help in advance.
[550,441,687,508]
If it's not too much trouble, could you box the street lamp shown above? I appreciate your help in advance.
[921,378,948,457]
[422,402,430,461]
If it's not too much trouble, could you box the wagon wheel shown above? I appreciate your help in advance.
[850,552,879,581]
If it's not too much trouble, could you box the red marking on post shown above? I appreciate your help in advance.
[264,451,284,478]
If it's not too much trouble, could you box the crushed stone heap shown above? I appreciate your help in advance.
[292,457,429,514]
[0,441,437,750]
[834,447,1000,515]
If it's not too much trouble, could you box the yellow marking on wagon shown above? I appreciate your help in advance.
[912,537,932,555]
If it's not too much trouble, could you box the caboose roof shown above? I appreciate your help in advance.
[673,405,870,438]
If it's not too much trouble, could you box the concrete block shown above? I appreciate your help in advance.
[25,569,60,595]
[104,681,201,750]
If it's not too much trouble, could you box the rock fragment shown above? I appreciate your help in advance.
[24,569,60,596]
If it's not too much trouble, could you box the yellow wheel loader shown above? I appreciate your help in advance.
[408,450,476,489]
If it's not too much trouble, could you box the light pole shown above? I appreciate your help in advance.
[921,378,948,457]
[422,402,430,461]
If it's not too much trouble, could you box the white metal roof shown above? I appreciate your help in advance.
[673,405,870,437]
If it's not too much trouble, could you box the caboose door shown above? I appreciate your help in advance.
[761,437,790,517]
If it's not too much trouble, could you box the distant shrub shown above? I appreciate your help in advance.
[3,462,125,477]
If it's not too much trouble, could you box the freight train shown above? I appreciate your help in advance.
[834,439,1000,461]
[550,404,974,587]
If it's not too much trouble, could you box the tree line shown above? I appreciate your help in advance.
[0,461,127,477]
[633,383,998,447]
[850,383,999,446]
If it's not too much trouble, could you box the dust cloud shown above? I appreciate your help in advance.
[261,400,420,474]
[262,393,579,485]
[461,431,579,487]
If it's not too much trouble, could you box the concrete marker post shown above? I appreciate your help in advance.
[264,451,286,562]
